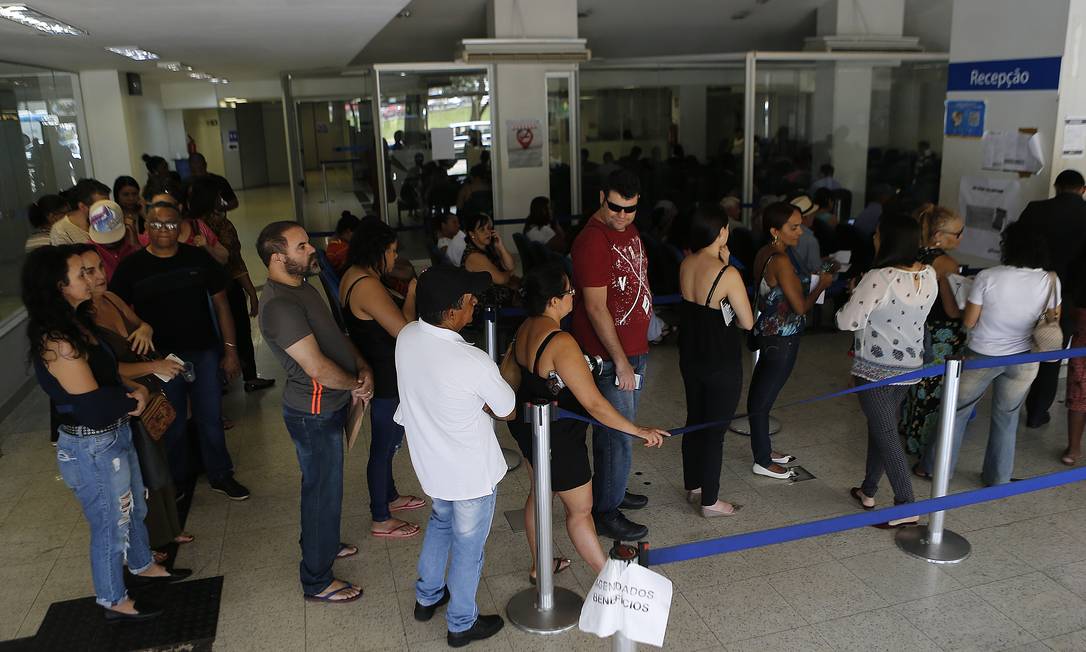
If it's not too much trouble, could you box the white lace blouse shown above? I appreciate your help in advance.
[836,265,938,383]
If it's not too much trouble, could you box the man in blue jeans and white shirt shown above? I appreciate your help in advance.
[570,168,653,541]
[256,221,374,603]
[395,265,515,647]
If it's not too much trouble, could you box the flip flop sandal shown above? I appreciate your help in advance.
[390,496,427,513]
[1061,449,1079,466]
[337,543,358,559]
[872,517,919,530]
[850,487,875,511]
[701,503,742,518]
[371,522,421,539]
[911,463,932,480]
[529,557,571,585]
[305,583,363,604]
[174,533,195,544]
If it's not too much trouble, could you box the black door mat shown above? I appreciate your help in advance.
[0,576,223,652]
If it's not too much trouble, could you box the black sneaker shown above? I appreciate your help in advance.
[244,378,276,393]
[210,477,250,501]
[620,492,648,510]
[1026,412,1051,428]
[593,511,648,541]
[414,586,450,622]
[447,614,504,648]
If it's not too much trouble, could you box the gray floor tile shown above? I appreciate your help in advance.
[939,528,1037,588]
[1043,559,1086,599]
[767,560,887,623]
[972,572,1086,640]
[895,588,1037,651]
[840,547,963,604]
[1043,628,1086,652]
[723,625,832,651]
[811,607,936,651]
[685,576,805,645]
[0,560,54,640]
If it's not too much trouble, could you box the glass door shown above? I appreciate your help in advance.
[546,72,577,218]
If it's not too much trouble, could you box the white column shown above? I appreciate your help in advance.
[79,70,135,185]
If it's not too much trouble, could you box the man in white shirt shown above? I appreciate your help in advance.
[394,265,515,647]
[436,213,467,266]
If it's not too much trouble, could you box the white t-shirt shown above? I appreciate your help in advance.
[967,265,1061,356]
[394,319,515,501]
[440,231,467,266]
[49,216,90,245]
[525,225,556,245]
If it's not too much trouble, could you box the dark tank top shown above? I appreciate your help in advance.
[679,264,743,372]
[342,276,400,400]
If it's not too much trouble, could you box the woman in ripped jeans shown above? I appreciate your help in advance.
[22,245,189,623]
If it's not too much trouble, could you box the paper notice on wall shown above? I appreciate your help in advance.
[1062,117,1086,158]
[506,119,543,168]
[430,127,455,161]
[981,130,1045,174]
[957,176,1023,260]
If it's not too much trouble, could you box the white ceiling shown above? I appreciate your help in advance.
[0,0,409,81]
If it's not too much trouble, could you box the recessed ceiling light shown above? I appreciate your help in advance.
[396,9,411,18]
[106,46,159,61]
[157,61,192,72]
[209,77,229,84]
[0,4,84,36]
[189,72,212,80]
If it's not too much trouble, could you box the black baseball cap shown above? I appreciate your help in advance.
[416,265,492,318]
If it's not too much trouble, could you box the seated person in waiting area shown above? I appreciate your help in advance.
[508,263,666,584]
[461,212,521,307]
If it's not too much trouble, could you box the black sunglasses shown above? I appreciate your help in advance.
[605,200,638,214]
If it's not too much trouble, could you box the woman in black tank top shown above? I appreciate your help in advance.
[24,246,184,623]
[339,220,425,539]
[678,207,755,517]
[508,263,667,583]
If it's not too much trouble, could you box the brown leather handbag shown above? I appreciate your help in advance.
[139,390,177,441]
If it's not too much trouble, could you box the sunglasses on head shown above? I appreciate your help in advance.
[942,226,965,238]
[605,200,638,214]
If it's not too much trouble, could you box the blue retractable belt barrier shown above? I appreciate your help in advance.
[644,465,1086,566]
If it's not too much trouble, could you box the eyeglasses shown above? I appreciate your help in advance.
[560,288,576,297]
[941,226,965,238]
[147,221,179,231]
[605,200,638,214]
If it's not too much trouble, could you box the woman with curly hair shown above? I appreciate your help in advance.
[23,245,188,622]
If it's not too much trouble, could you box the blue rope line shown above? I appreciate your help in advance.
[644,465,1086,566]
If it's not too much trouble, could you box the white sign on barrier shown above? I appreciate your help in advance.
[579,559,673,647]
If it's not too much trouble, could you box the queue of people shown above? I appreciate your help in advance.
[22,150,1085,646]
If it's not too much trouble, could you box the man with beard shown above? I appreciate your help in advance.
[110,199,249,500]
[256,221,374,603]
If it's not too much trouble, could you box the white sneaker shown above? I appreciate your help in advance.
[752,463,794,480]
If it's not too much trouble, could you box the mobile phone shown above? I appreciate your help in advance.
[719,298,735,326]
[614,373,643,390]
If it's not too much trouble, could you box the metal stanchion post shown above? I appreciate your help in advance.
[507,400,583,633]
[608,541,640,652]
[319,162,331,204]
[484,306,522,472]
[896,356,971,564]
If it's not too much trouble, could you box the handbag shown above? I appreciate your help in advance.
[499,338,521,391]
[131,417,173,490]
[1032,272,1064,353]
[139,388,177,441]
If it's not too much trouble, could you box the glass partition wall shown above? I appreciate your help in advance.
[0,62,89,323]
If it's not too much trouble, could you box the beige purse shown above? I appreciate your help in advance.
[1032,272,1063,353]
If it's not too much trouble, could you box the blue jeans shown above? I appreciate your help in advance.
[368,398,403,522]
[283,405,346,595]
[747,335,801,467]
[923,350,1040,486]
[56,421,155,607]
[416,491,496,633]
[162,348,234,484]
[592,354,647,517]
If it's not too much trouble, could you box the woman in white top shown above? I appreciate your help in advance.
[523,196,567,253]
[921,219,1061,486]
[837,214,936,526]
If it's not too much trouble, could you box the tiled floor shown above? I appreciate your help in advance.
[1,186,1085,650]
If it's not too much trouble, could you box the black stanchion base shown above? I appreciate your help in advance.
[730,416,781,436]
[895,525,971,564]
[0,576,224,651]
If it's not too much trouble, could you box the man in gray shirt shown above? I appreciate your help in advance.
[256,221,374,604]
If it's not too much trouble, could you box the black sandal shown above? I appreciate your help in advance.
[528,557,571,586]
[850,487,875,510]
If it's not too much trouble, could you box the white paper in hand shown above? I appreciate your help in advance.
[579,559,674,647]
[947,273,974,310]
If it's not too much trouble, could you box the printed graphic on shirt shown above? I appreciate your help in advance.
[611,238,651,326]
